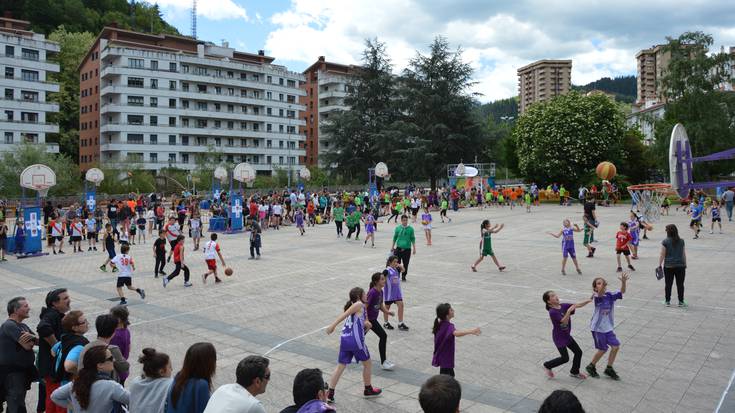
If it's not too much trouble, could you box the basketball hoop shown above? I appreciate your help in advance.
[627,183,673,222]
[299,167,311,181]
[214,166,228,183]
[374,162,389,178]
[20,164,56,199]
[233,163,256,185]
[85,168,105,187]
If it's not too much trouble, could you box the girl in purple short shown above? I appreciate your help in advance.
[362,213,376,248]
[382,255,409,331]
[366,272,396,371]
[541,291,591,379]
[585,272,629,381]
[547,219,582,275]
[432,303,481,377]
[294,207,305,236]
[326,287,382,403]
[628,211,641,259]
[421,207,433,246]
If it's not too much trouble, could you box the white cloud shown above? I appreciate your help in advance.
[265,0,735,102]
[155,0,248,21]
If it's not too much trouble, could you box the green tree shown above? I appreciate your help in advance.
[619,127,656,184]
[322,38,401,181]
[399,36,484,189]
[0,143,81,196]
[513,92,626,185]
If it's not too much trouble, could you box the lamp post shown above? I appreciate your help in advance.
[287,104,292,189]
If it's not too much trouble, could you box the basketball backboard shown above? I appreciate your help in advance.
[20,164,56,197]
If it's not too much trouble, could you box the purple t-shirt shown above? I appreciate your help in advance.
[590,291,623,333]
[109,327,131,382]
[432,320,456,369]
[548,303,575,347]
[562,227,574,250]
[383,267,403,302]
[366,288,382,321]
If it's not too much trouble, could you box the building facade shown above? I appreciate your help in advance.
[79,26,306,175]
[635,45,673,106]
[300,56,356,167]
[517,59,572,114]
[0,17,60,153]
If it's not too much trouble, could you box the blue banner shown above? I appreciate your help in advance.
[230,195,244,232]
[85,190,96,212]
[22,207,43,254]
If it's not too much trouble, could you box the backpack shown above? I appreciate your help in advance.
[52,334,89,383]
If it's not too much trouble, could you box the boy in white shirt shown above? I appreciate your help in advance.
[164,216,180,262]
[202,233,226,284]
[110,244,146,305]
[70,217,85,253]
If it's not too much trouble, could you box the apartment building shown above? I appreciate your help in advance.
[635,45,674,106]
[517,59,572,114]
[79,26,306,175]
[0,17,60,153]
[301,56,357,166]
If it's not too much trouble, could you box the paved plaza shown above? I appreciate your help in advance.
[2,203,734,413]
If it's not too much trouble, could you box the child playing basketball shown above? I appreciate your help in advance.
[432,303,481,377]
[163,235,191,288]
[547,219,582,275]
[421,207,433,246]
[326,287,382,403]
[136,214,146,244]
[294,208,305,236]
[471,220,505,272]
[689,199,703,239]
[628,212,641,259]
[582,216,596,258]
[190,213,202,250]
[202,233,226,284]
[86,216,97,251]
[524,191,532,213]
[542,291,591,379]
[382,256,409,331]
[440,198,451,223]
[110,244,145,305]
[585,273,629,380]
[100,224,117,272]
[615,222,635,272]
[363,213,376,248]
[710,200,722,234]
[249,221,262,259]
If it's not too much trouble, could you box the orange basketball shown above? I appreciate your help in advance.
[595,161,616,180]
[225,267,233,276]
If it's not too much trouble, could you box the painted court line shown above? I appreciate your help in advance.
[715,366,735,413]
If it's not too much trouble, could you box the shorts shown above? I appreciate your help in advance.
[108,249,116,259]
[583,227,591,245]
[52,236,63,243]
[191,229,201,238]
[384,300,403,306]
[690,219,701,227]
[712,217,721,222]
[206,259,217,270]
[0,237,6,251]
[338,347,370,364]
[616,248,630,256]
[592,331,620,350]
[87,232,97,239]
[137,225,145,230]
[562,246,576,259]
[366,224,375,234]
[423,224,432,230]
[411,207,419,216]
[71,236,82,242]
[116,277,132,287]
[482,247,494,257]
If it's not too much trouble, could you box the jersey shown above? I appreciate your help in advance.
[561,227,574,249]
[165,222,180,241]
[85,218,96,232]
[340,306,366,352]
[712,207,721,219]
[70,222,84,237]
[203,240,220,260]
[50,221,64,237]
[111,254,134,277]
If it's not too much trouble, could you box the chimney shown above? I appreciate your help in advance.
[318,56,325,62]
[258,50,264,56]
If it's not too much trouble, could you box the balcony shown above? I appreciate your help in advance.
[99,121,306,140]
[0,97,59,112]
[0,56,60,73]
[0,119,59,133]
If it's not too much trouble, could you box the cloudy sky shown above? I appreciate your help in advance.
[154,0,735,102]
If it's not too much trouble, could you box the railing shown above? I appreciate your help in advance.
[100,122,306,137]
[1,76,57,85]
[0,119,56,125]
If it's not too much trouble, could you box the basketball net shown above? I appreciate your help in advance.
[37,186,50,198]
[627,184,671,222]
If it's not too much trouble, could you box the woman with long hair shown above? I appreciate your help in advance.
[130,348,173,413]
[658,224,687,307]
[51,346,129,412]
[165,342,216,413]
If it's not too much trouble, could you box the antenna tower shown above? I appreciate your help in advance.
[191,0,197,39]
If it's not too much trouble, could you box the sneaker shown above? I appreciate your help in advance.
[158,271,166,276]
[88,247,92,251]
[119,298,127,305]
[202,274,207,284]
[591,247,596,256]
[248,256,255,260]
[162,277,169,288]
[381,360,395,371]
[363,386,382,398]
[570,372,587,379]
[183,282,193,287]
[256,255,261,260]
[664,301,671,307]
[498,266,506,271]
[214,278,222,283]
[138,289,146,299]
[604,366,620,380]
[642,235,649,240]
[398,323,409,331]
[710,230,714,234]
[100,265,107,272]
[585,364,599,378]
[678,300,688,308]
[544,367,555,378]
[616,267,623,272]
[401,275,406,282]
[627,264,635,271]
[384,322,394,330]
[561,270,566,275]
[93,247,97,251]
[586,253,593,258]
[327,389,335,404]
[576,268,582,275]
[58,251,65,254]
[112,267,119,273]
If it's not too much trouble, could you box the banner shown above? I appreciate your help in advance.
[85,190,96,211]
[22,207,43,254]
[230,195,244,232]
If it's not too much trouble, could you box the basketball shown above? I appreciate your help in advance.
[225,267,233,276]
[595,161,616,180]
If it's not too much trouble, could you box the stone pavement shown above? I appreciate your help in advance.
[2,203,734,413]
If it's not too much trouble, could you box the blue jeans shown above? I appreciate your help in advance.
[726,201,733,221]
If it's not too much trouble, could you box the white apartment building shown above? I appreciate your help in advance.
[0,17,60,153]
[80,27,305,175]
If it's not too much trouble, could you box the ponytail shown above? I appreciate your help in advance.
[433,303,451,335]
[344,287,364,311]
[369,272,382,289]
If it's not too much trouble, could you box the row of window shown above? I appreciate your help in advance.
[123,76,298,103]
[109,111,297,134]
[4,67,39,81]
[80,137,99,147]
[119,95,295,119]
[80,103,99,113]
[114,151,294,165]
[80,85,98,97]
[126,58,298,88]
[80,153,100,163]
[80,120,98,130]
[118,133,297,149]
[3,110,39,122]
[4,46,39,61]
[81,68,99,81]
[3,132,38,144]
[3,88,40,102]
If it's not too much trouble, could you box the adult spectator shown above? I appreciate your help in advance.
[51,346,129,413]
[37,288,71,413]
[582,194,598,242]
[391,215,416,282]
[204,355,270,413]
[279,368,334,413]
[722,187,734,221]
[0,297,38,413]
[54,311,90,382]
[659,224,687,307]
[537,389,585,413]
[78,314,129,381]
[165,342,216,413]
[129,348,172,413]
[418,374,461,413]
[43,201,54,226]
[107,199,119,238]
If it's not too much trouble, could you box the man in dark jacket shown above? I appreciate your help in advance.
[35,288,70,413]
[279,369,334,413]
[0,297,38,413]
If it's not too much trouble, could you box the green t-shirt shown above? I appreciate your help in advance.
[393,225,415,249]
[441,200,448,209]
[333,207,344,222]
[347,211,361,226]
[355,196,363,206]
[485,192,492,201]
[396,202,404,212]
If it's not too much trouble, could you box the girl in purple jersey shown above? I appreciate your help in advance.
[382,256,409,331]
[362,213,376,248]
[432,303,481,377]
[421,207,433,246]
[294,208,305,235]
[542,291,591,379]
[366,272,396,371]
[326,287,382,403]
[547,219,582,275]
[628,211,641,259]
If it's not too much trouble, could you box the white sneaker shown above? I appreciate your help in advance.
[381,360,395,371]
[710,230,714,234]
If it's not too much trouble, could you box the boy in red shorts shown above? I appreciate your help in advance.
[202,233,226,284]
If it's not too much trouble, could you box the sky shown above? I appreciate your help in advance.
[153,0,735,102]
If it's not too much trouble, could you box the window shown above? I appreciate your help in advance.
[214,120,221,128]
[150,134,158,144]
[197,102,207,111]
[197,119,207,128]
[196,136,206,145]
[128,77,144,88]
[21,48,39,61]
[150,79,158,89]
[267,76,272,83]
[228,88,234,96]
[252,74,259,81]
[227,121,233,129]
[227,71,234,78]
[182,100,189,109]
[197,84,206,93]
[215,86,222,95]
[169,99,176,108]
[4,132,12,143]
[21,112,37,122]
[286,110,295,118]
[182,83,189,92]
[127,115,143,125]
[150,60,158,70]
[227,154,234,163]
[240,73,247,80]
[252,123,259,131]
[169,62,177,72]
[4,67,13,79]
[279,140,284,148]
[266,108,272,116]
[5,110,14,121]
[129,58,144,69]
[287,79,296,88]
[266,156,272,164]
[279,156,284,164]
[181,64,189,73]
[168,117,176,126]
[267,124,272,132]
[169,135,176,145]
[278,109,284,117]
[214,137,221,146]
[4,88,12,99]
[252,107,259,115]
[150,97,157,107]
[279,93,284,101]
[21,70,38,82]
[168,153,176,162]
[287,95,296,103]
[279,124,284,133]
[150,116,158,126]
[5,45,13,57]
[214,69,221,77]
[253,91,260,99]
[181,136,189,146]
[227,138,234,146]
[128,96,144,106]
[214,103,221,112]
[24,133,37,143]
[279,78,284,86]
[150,153,157,162]
[266,91,272,100]
[182,118,189,127]
[169,80,176,90]
[182,153,189,163]
[127,134,144,144]
[267,140,272,148]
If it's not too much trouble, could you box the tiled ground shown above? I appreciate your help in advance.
[2,202,734,412]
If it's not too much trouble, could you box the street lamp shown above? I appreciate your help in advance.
[287,104,292,188]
